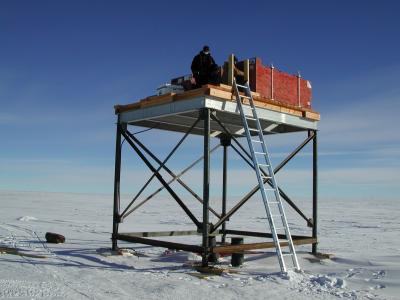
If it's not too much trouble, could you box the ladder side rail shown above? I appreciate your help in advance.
[238,81,286,272]
[245,82,300,270]
[233,81,256,170]
[265,148,300,269]
[273,181,300,268]
[261,132,300,269]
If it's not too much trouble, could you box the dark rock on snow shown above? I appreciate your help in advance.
[45,232,65,244]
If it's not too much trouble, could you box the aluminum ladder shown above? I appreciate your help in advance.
[233,79,300,272]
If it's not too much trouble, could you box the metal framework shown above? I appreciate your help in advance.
[112,95,318,269]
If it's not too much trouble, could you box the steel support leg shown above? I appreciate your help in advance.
[311,130,318,254]
[112,120,124,251]
[220,135,230,244]
[202,108,211,266]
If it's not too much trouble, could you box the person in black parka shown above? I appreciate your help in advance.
[191,45,219,88]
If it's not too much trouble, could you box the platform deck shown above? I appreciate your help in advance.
[114,84,319,136]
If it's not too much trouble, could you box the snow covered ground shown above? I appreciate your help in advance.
[0,190,398,299]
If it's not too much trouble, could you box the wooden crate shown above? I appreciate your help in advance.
[249,57,312,109]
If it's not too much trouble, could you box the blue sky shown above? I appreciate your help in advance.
[1,1,399,202]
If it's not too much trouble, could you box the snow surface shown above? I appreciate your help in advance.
[0,190,398,299]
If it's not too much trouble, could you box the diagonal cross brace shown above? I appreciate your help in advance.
[121,117,200,218]
[122,145,220,220]
[211,136,314,233]
[120,126,201,228]
[210,113,314,232]
[125,130,222,219]
[230,143,312,225]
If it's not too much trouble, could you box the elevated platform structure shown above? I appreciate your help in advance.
[112,82,319,271]
[115,84,319,136]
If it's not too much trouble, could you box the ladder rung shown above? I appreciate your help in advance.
[258,163,269,166]
[264,188,275,191]
[281,253,293,257]
[241,95,251,99]
[271,214,283,218]
[236,84,247,88]
[246,117,256,121]
[254,151,266,155]
[251,140,263,143]
[261,174,272,179]
[268,201,280,204]
[248,128,259,132]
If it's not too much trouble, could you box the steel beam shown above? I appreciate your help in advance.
[112,119,123,251]
[202,108,211,266]
[220,135,231,244]
[117,234,203,253]
[222,229,311,240]
[119,230,202,238]
[311,130,318,253]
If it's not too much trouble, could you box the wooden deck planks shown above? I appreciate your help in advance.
[114,84,320,121]
[212,237,317,254]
